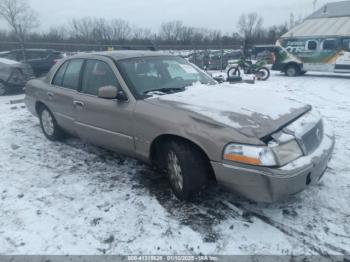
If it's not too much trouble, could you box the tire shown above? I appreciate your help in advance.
[256,67,270,81]
[285,64,300,77]
[38,105,64,141]
[164,140,209,201]
[227,67,241,78]
[0,82,7,96]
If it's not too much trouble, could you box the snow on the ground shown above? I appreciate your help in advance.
[0,71,349,256]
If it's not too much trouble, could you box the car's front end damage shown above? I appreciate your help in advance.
[212,110,335,202]
[155,83,335,202]
[0,58,33,95]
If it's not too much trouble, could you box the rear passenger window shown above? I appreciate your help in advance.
[81,60,118,96]
[52,61,69,86]
[62,59,84,90]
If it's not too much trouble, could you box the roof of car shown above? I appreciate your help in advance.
[88,50,170,61]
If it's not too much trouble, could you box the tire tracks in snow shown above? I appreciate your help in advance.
[221,200,349,256]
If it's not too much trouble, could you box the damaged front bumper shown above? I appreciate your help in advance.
[212,133,335,203]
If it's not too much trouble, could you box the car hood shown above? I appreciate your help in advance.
[146,83,311,140]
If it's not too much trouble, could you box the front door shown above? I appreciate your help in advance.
[335,39,350,73]
[74,59,135,155]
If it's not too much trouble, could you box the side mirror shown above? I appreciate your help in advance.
[98,85,118,99]
[116,90,128,102]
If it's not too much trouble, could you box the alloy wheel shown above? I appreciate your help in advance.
[167,151,184,191]
[41,109,55,136]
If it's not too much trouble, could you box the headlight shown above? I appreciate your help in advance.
[223,140,303,167]
[271,140,303,166]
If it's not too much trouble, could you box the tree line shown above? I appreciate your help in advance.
[0,0,301,49]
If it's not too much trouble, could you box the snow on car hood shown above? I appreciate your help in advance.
[148,83,311,139]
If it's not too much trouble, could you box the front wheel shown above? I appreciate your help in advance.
[164,140,209,201]
[227,66,241,78]
[256,67,270,81]
[285,64,300,77]
[38,106,64,141]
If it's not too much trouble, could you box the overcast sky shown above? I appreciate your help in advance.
[19,0,341,33]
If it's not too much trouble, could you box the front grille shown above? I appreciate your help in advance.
[299,120,324,155]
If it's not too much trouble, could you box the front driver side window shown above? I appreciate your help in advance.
[81,60,119,96]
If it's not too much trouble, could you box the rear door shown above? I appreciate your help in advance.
[48,59,84,135]
[335,39,350,73]
[73,58,135,154]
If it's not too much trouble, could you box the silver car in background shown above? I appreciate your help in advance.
[0,58,33,96]
[25,51,335,202]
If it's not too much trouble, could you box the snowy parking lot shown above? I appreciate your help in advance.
[0,72,349,256]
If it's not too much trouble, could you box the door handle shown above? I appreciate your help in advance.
[73,101,84,109]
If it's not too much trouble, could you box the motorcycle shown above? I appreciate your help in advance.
[227,57,270,81]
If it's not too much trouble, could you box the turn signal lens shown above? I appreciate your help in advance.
[223,144,277,166]
[223,140,303,167]
[224,154,262,165]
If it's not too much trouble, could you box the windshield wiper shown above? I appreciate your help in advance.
[144,87,185,95]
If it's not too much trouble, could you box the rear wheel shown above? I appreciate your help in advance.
[285,64,300,77]
[227,66,241,78]
[0,82,7,96]
[38,105,64,141]
[164,140,209,201]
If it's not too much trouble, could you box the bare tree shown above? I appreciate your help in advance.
[238,13,263,40]
[266,23,288,43]
[0,0,39,61]
[110,19,132,41]
[159,21,184,42]
[237,12,263,55]
[131,25,152,40]
[44,26,67,42]
[70,17,94,41]
[178,26,194,44]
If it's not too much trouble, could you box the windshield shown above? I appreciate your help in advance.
[117,56,215,98]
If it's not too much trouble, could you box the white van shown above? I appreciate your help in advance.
[272,1,350,76]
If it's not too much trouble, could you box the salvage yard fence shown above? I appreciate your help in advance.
[0,40,240,52]
[0,41,266,71]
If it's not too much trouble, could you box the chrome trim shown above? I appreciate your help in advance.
[75,121,134,140]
